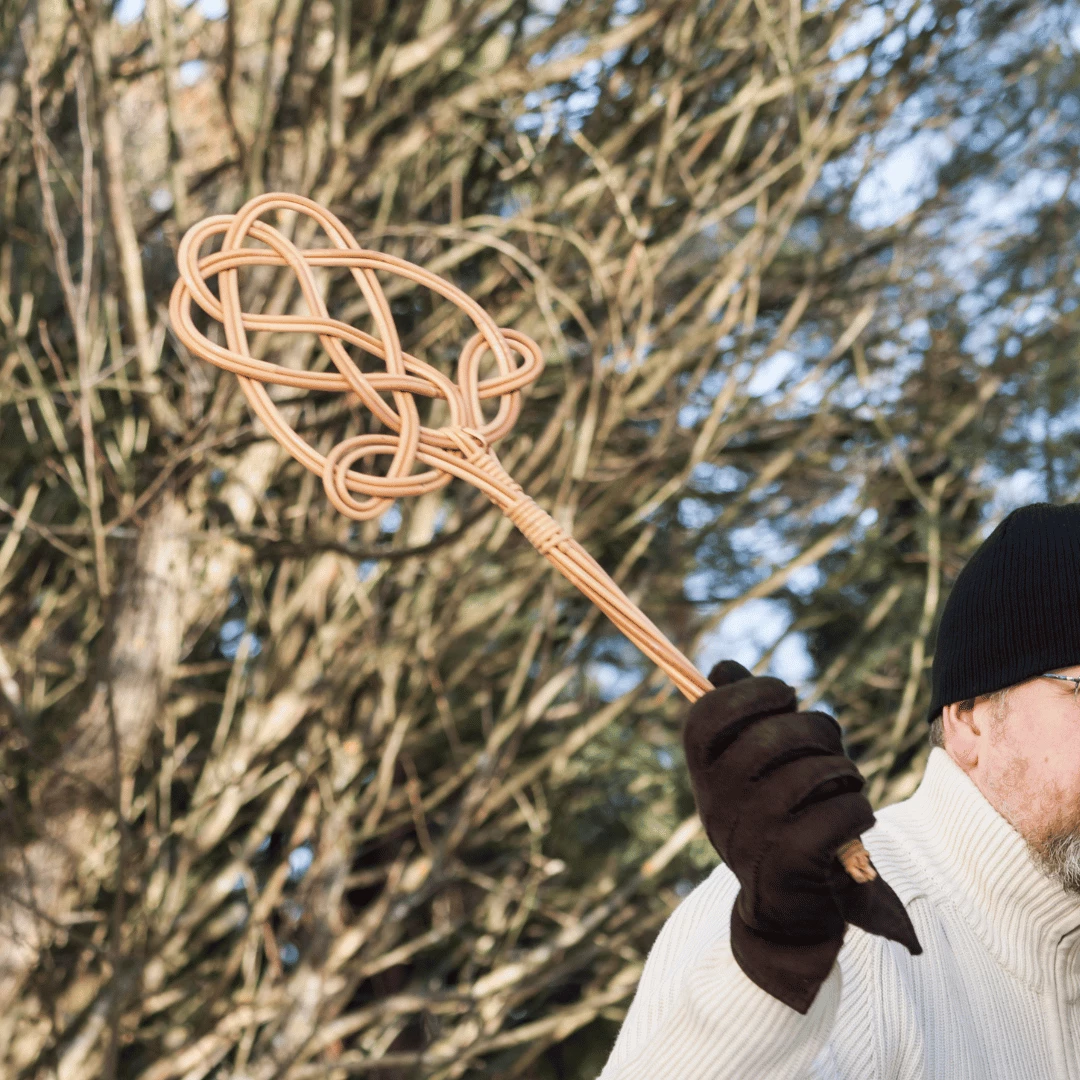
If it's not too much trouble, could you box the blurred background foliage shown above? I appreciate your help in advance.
[2,0,1080,1076]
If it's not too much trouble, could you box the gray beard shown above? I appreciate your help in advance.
[1028,828,1080,896]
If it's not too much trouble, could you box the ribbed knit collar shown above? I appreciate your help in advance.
[896,747,1080,994]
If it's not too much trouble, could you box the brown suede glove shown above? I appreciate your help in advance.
[683,660,922,1014]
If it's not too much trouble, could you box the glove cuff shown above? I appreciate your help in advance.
[729,903,844,1015]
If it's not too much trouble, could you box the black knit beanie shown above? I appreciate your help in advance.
[927,502,1080,722]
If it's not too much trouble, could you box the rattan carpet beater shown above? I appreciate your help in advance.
[168,191,873,884]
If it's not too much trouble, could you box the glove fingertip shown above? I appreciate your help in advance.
[707,659,754,688]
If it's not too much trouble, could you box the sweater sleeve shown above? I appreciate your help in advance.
[597,863,844,1080]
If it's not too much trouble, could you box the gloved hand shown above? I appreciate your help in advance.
[682,660,922,1014]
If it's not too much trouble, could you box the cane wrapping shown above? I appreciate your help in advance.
[168,191,873,885]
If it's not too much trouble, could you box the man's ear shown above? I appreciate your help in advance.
[942,699,980,770]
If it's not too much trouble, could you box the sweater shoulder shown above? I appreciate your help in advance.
[648,859,741,963]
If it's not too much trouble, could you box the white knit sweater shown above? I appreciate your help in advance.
[599,747,1080,1079]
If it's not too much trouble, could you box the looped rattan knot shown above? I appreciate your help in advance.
[445,426,490,462]
[169,192,544,522]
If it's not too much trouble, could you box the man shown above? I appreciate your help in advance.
[599,501,1080,1078]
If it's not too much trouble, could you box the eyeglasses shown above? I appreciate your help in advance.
[1039,673,1080,698]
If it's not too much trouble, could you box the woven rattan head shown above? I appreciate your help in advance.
[169,191,544,522]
